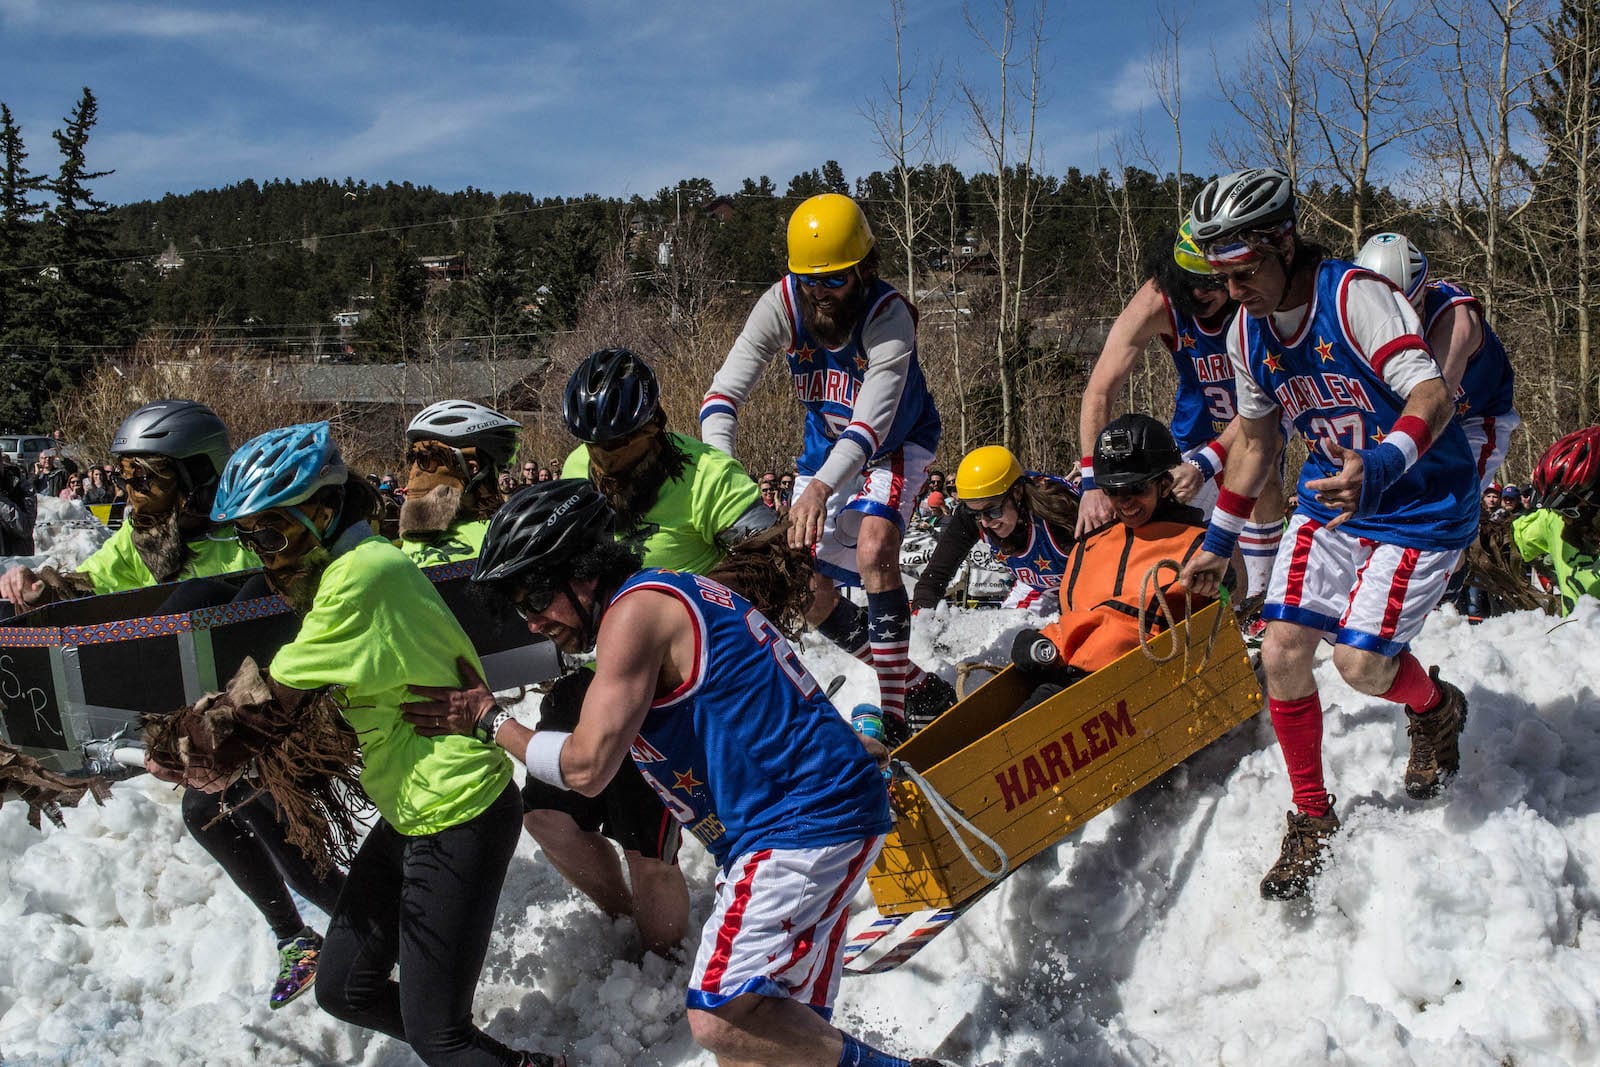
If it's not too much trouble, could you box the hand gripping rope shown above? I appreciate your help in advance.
[1135,558,1229,677]
[888,759,1011,882]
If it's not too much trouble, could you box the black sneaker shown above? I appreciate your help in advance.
[1259,800,1341,901]
[903,672,958,733]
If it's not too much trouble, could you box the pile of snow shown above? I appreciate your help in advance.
[17,496,113,573]
[3,595,1599,1064]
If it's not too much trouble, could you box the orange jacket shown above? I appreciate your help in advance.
[1039,503,1211,673]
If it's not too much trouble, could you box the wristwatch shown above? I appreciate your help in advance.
[475,705,516,745]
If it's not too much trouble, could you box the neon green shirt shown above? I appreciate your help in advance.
[268,536,512,835]
[399,518,488,567]
[77,522,261,595]
[562,432,761,574]
[1512,508,1600,616]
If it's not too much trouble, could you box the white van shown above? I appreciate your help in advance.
[0,435,58,465]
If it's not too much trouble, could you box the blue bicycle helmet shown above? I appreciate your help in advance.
[562,348,661,444]
[212,422,348,523]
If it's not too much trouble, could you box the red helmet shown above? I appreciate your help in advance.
[1533,426,1600,513]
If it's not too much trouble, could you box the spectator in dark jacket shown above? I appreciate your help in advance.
[0,459,37,556]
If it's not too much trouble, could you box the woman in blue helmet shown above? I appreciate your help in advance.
[145,422,563,1067]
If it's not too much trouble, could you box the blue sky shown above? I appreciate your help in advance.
[0,0,1264,206]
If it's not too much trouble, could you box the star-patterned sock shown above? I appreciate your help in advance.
[867,587,924,723]
[817,597,874,666]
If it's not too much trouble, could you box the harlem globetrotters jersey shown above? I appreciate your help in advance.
[979,474,1077,592]
[1161,295,1239,451]
[701,275,940,481]
[1231,260,1479,550]
[1421,280,1517,420]
[609,569,892,869]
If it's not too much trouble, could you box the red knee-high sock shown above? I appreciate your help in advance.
[1379,652,1440,712]
[1269,693,1331,817]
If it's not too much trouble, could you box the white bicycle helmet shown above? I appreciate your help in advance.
[1190,168,1297,246]
[1355,232,1429,307]
[406,400,523,469]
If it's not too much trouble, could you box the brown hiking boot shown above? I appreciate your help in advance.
[1404,668,1467,800]
[1259,800,1340,901]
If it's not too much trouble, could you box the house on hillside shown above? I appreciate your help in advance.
[287,356,549,417]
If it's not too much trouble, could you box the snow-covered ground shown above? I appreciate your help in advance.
[3,580,1599,1064]
[0,496,113,576]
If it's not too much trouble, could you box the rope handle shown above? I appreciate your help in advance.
[1135,558,1227,673]
[891,759,1011,882]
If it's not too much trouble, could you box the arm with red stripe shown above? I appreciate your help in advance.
[1180,409,1281,598]
[700,284,789,456]
[557,587,683,796]
[1076,280,1172,535]
[811,295,918,492]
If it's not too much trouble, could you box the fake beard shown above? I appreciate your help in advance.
[267,544,334,617]
[592,437,686,534]
[398,482,464,541]
[128,508,190,584]
[799,283,868,347]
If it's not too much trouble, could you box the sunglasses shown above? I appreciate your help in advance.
[796,271,852,290]
[1102,480,1160,499]
[408,443,470,474]
[234,506,322,556]
[511,585,559,623]
[964,498,1010,521]
[236,524,292,555]
[1191,273,1229,292]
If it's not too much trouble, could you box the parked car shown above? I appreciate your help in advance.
[0,435,57,466]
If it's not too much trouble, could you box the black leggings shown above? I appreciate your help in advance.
[316,781,523,1067]
[182,783,347,941]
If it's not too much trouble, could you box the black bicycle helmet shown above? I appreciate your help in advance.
[1095,414,1182,489]
[474,479,617,584]
[562,348,661,444]
[406,400,523,469]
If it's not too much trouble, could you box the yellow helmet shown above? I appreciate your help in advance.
[1173,217,1213,277]
[956,445,1024,501]
[787,193,874,274]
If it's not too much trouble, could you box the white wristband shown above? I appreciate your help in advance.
[523,730,572,790]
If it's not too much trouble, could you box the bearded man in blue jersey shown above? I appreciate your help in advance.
[699,193,956,745]
[402,480,944,1067]
[1178,169,1475,903]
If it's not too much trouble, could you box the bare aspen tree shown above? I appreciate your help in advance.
[1421,0,1545,321]
[1147,1,1190,221]
[866,0,944,299]
[959,0,1049,451]
[1212,0,1318,185]
[1302,0,1429,253]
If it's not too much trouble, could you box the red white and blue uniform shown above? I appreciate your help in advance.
[608,569,891,1016]
[1227,261,1479,653]
[1422,280,1520,488]
[701,275,940,480]
[1161,295,1238,452]
[985,474,1076,610]
[701,275,942,584]
[1233,262,1479,551]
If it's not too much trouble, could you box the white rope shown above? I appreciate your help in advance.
[891,760,1011,882]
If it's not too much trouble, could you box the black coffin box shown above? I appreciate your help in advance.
[0,561,558,772]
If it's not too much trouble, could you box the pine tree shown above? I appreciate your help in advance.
[0,103,49,430]
[356,241,428,361]
[462,220,535,360]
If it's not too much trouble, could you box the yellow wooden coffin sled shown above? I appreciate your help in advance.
[867,599,1262,915]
